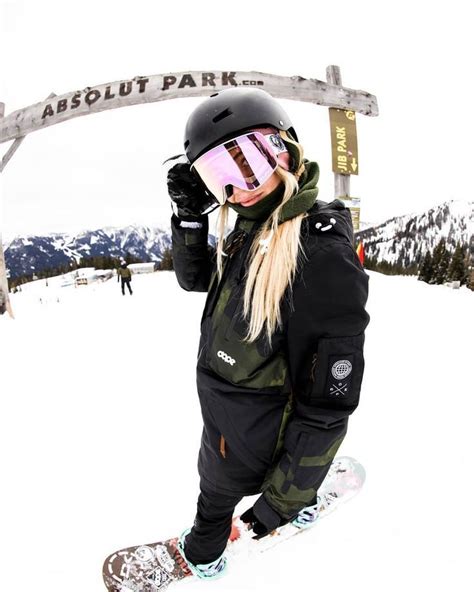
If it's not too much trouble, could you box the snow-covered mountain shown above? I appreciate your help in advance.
[4,224,174,279]
[355,200,473,267]
[5,200,472,279]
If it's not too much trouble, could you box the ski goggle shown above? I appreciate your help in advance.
[191,131,288,204]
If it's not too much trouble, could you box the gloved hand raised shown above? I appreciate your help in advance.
[164,154,218,220]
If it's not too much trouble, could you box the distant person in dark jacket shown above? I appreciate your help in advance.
[117,263,133,295]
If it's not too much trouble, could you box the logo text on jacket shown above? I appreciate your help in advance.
[217,350,236,366]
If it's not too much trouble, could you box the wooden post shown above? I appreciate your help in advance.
[1,136,26,173]
[0,236,13,318]
[326,65,363,234]
[0,94,57,317]
[0,101,14,317]
[0,103,13,317]
[326,66,350,199]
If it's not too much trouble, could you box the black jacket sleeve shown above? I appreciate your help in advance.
[170,213,215,292]
[253,239,370,528]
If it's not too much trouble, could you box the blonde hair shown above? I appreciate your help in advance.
[214,131,311,345]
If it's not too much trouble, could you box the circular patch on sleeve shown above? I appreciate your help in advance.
[331,360,352,380]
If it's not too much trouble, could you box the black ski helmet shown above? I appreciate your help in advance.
[184,88,298,164]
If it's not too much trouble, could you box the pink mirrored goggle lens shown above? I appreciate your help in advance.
[192,131,286,204]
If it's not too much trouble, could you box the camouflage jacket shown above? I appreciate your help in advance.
[171,198,370,524]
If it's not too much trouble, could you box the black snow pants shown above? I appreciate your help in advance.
[121,278,133,295]
[183,488,242,565]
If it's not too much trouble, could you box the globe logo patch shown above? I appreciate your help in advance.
[331,360,352,380]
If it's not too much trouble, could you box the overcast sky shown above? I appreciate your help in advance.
[0,0,472,239]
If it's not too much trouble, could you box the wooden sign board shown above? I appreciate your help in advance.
[329,108,359,176]
[0,71,378,144]
[339,196,361,231]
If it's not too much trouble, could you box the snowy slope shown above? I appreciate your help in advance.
[355,199,473,267]
[0,272,472,592]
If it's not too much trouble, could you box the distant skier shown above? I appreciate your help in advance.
[117,263,133,295]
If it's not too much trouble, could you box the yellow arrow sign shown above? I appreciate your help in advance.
[329,108,359,176]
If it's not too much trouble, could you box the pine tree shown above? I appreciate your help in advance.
[430,239,443,282]
[447,242,469,285]
[438,248,451,284]
[418,250,434,283]
[431,238,450,284]
[158,248,174,271]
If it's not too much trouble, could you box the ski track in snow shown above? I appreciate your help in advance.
[0,271,472,592]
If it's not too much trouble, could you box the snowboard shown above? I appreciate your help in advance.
[102,456,365,592]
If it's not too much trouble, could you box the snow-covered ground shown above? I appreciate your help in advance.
[0,270,472,592]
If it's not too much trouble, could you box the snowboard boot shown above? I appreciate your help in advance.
[177,528,227,580]
[291,497,321,530]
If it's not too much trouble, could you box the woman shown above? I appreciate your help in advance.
[167,88,370,579]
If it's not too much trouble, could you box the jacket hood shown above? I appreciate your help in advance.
[304,198,354,245]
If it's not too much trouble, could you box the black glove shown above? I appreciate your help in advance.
[164,154,218,220]
[240,497,290,540]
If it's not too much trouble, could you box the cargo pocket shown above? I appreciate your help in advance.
[310,334,365,413]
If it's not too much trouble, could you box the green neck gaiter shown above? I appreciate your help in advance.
[226,159,320,224]
[279,159,319,224]
[227,182,285,221]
